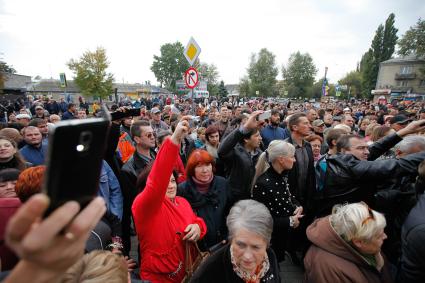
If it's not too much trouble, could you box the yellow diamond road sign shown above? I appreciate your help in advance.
[184,37,201,66]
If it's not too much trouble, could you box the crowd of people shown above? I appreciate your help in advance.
[1,93,425,282]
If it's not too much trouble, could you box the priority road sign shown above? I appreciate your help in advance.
[185,67,199,89]
[184,37,201,66]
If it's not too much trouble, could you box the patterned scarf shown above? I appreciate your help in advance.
[230,244,270,283]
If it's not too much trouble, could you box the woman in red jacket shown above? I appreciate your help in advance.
[132,118,207,283]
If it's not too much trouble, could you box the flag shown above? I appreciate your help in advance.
[322,78,328,96]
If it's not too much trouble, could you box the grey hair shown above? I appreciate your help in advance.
[330,202,386,242]
[251,140,295,195]
[227,200,273,245]
[394,135,425,154]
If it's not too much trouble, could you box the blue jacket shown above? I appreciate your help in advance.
[19,143,48,165]
[61,110,75,120]
[260,124,289,148]
[98,160,123,220]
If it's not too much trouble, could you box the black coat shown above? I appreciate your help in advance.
[190,244,281,283]
[399,193,425,283]
[319,151,425,217]
[252,166,300,261]
[285,135,316,212]
[218,128,262,201]
[178,176,231,250]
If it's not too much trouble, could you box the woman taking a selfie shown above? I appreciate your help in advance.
[132,118,207,283]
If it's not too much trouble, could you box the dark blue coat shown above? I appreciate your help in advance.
[260,124,289,148]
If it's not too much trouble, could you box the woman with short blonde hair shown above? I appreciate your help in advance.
[304,202,393,283]
[61,250,128,283]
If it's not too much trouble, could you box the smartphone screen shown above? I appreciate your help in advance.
[258,110,272,121]
[43,117,110,215]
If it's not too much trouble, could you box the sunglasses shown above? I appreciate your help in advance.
[144,133,154,139]
[360,202,375,226]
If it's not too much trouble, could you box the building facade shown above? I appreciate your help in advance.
[373,55,425,102]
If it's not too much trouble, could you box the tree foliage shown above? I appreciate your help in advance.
[398,18,425,57]
[67,47,114,99]
[360,13,398,97]
[282,51,317,98]
[151,42,190,92]
[239,48,278,97]
[238,76,251,97]
[199,63,220,97]
[218,81,228,98]
[0,60,17,90]
[338,70,363,98]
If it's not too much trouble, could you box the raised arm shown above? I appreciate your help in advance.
[368,120,425,161]
[218,111,263,160]
[132,118,189,221]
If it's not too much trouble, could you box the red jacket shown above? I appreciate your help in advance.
[132,138,206,283]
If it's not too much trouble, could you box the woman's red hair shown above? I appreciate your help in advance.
[185,150,215,178]
[15,165,46,203]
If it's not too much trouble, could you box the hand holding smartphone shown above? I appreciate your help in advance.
[43,108,111,216]
[258,110,272,121]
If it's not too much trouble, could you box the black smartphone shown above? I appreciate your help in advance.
[43,115,111,215]
[110,108,141,121]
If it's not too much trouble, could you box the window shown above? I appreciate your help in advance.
[400,66,413,74]
[397,80,408,87]
[420,80,425,87]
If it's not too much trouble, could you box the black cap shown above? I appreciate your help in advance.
[389,114,411,125]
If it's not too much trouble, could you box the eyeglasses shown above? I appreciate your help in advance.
[144,132,154,139]
[360,202,375,226]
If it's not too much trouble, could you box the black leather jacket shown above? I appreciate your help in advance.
[218,127,262,201]
[319,149,425,216]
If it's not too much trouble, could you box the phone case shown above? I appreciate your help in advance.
[43,118,110,215]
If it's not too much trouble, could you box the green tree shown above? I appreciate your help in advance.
[282,51,317,98]
[199,63,220,97]
[218,81,228,98]
[67,47,114,100]
[382,13,398,62]
[361,13,398,97]
[246,48,279,97]
[151,42,190,91]
[238,76,251,97]
[0,60,17,91]
[338,70,363,98]
[398,18,425,57]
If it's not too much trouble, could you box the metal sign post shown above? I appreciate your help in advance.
[184,38,201,115]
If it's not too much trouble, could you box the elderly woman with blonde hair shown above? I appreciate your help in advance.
[304,202,393,283]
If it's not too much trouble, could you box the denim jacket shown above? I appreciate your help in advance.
[98,160,123,220]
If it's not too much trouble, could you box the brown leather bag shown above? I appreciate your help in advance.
[182,241,209,283]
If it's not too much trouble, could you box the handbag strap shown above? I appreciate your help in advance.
[184,241,203,275]
[185,241,193,274]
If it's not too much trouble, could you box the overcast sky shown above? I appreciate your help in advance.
[1,0,424,86]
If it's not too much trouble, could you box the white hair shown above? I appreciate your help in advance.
[227,200,273,245]
[330,202,386,242]
[251,140,295,194]
[334,124,352,133]
[394,135,425,154]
